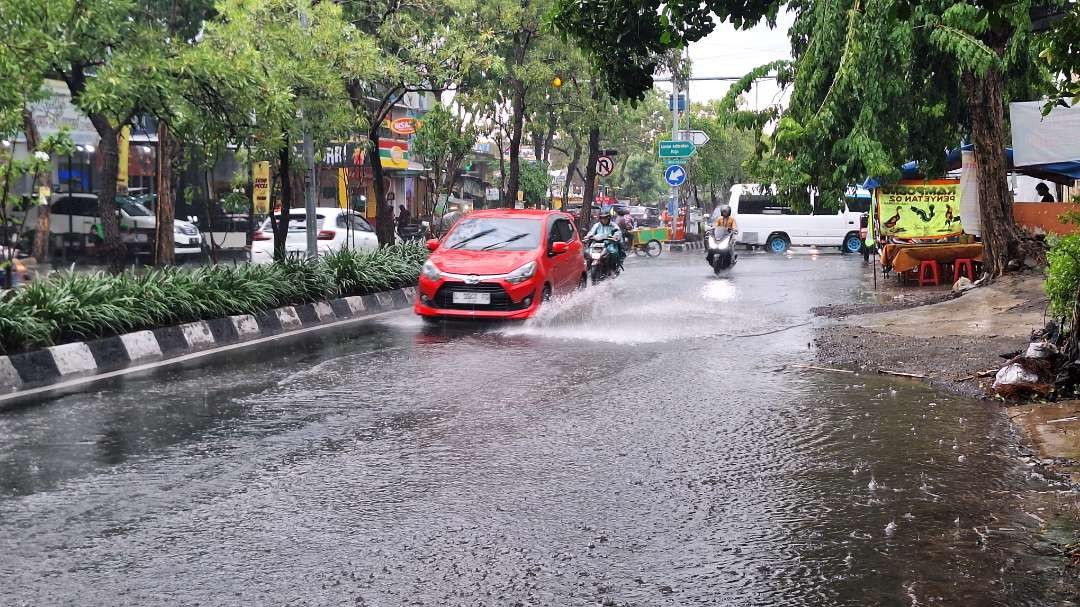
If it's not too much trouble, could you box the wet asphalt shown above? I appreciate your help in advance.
[0,249,1076,606]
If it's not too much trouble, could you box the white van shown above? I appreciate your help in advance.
[719,184,868,254]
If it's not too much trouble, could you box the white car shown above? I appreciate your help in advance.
[251,207,378,263]
[25,193,202,256]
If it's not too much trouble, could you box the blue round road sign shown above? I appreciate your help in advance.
[664,164,687,187]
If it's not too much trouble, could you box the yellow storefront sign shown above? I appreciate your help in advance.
[117,125,131,191]
[252,161,271,214]
[877,180,963,239]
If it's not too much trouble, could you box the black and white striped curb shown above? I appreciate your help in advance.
[668,240,704,251]
[0,286,416,396]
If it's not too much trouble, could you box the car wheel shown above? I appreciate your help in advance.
[843,232,862,254]
[767,234,789,254]
[542,285,552,303]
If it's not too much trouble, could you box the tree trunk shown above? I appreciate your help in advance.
[542,115,556,165]
[88,115,124,271]
[368,127,394,246]
[562,139,581,213]
[581,125,601,234]
[273,143,292,261]
[504,82,526,208]
[154,122,176,266]
[963,66,1021,278]
[23,109,51,263]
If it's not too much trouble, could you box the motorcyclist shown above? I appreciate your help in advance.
[615,208,636,263]
[708,205,738,264]
[585,213,622,273]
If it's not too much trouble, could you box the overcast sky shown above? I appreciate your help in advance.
[658,10,796,109]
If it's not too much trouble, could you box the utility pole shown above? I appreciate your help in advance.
[299,3,318,260]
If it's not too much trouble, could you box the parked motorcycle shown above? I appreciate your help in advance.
[585,236,620,283]
[705,227,737,274]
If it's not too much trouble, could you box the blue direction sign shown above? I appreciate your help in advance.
[664,164,687,187]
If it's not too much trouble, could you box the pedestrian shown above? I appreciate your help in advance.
[396,204,411,239]
[1036,182,1055,203]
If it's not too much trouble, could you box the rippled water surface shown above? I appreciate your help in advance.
[0,252,1076,605]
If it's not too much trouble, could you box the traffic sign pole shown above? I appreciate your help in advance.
[670,76,679,241]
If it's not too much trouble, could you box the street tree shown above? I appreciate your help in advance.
[159,0,371,260]
[343,0,497,245]
[613,154,665,203]
[411,104,478,219]
[686,102,757,210]
[518,160,551,206]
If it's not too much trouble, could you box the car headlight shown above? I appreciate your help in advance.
[505,261,537,284]
[173,225,184,234]
[422,260,442,281]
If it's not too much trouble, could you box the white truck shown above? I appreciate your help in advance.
[718,184,869,254]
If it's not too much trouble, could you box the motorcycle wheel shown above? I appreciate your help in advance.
[713,257,723,275]
[590,265,603,284]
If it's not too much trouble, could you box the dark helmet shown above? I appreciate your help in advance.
[599,213,611,221]
[720,205,732,218]
[616,207,629,216]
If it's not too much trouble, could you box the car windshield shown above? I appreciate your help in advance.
[117,200,152,217]
[443,218,542,251]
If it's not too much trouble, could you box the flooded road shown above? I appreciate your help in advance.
[1,251,1076,605]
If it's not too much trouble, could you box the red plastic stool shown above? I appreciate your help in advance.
[917,260,941,286]
[953,258,974,283]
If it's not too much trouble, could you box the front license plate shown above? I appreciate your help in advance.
[453,291,490,305]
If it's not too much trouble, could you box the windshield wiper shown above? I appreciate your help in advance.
[450,228,497,249]
[480,232,531,250]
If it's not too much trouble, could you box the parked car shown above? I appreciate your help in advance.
[251,207,378,263]
[415,209,585,320]
[721,184,866,254]
[23,193,202,257]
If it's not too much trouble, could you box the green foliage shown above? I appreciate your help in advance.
[1046,234,1080,319]
[412,105,478,213]
[0,244,428,353]
[519,160,551,205]
[613,154,664,203]
[1039,4,1080,107]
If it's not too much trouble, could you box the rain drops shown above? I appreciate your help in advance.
[868,477,880,491]
[958,455,967,463]
[885,520,898,537]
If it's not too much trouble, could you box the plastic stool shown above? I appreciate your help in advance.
[953,258,974,283]
[917,260,941,286]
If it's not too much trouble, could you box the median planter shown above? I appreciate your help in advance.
[0,245,426,397]
[0,286,417,396]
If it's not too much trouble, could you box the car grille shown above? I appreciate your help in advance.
[432,282,530,312]
[178,224,198,236]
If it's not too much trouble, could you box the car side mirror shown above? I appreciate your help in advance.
[425,238,440,251]
[550,241,570,255]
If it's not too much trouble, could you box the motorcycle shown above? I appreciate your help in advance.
[705,227,737,274]
[585,235,621,283]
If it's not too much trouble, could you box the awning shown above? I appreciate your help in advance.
[862,144,1080,189]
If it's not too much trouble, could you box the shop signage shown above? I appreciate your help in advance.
[390,117,418,135]
[876,179,963,239]
[252,161,271,214]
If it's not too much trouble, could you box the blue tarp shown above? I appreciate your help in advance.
[862,144,1080,189]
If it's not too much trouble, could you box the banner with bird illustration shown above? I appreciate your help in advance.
[876,180,963,239]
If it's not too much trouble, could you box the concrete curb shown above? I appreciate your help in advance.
[0,286,416,397]
[668,240,704,251]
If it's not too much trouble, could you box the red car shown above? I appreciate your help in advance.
[415,209,586,320]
